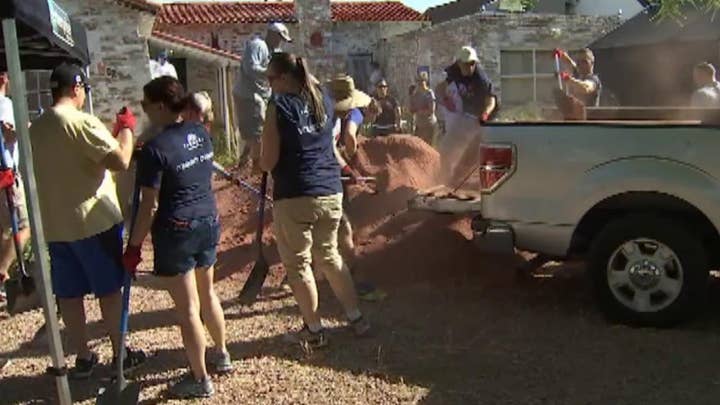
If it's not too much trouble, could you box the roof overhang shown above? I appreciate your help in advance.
[150,30,241,67]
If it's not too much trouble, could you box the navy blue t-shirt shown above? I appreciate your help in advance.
[137,121,217,224]
[271,91,342,200]
[445,62,496,116]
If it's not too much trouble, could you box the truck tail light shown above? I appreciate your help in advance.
[479,143,514,192]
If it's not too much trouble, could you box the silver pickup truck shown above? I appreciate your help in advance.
[413,109,720,327]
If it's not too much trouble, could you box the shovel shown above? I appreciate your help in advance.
[238,172,270,304]
[96,176,142,405]
[0,125,37,314]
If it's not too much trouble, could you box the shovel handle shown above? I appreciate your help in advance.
[117,177,142,386]
[212,161,273,206]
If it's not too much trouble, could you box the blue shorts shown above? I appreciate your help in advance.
[152,216,220,277]
[49,224,125,299]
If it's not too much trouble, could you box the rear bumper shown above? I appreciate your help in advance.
[470,216,516,255]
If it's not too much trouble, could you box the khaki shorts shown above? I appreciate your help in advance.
[235,94,267,141]
[0,179,29,231]
[273,194,344,283]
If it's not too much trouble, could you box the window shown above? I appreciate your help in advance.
[24,70,53,119]
[500,50,558,106]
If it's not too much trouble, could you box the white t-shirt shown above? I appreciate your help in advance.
[691,83,720,108]
[150,59,178,79]
[0,95,19,168]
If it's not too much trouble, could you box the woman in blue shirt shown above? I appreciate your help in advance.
[259,53,369,347]
[124,77,230,399]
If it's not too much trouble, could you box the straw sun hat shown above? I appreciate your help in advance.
[328,75,372,111]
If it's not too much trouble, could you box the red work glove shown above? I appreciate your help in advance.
[0,168,15,190]
[478,112,490,125]
[341,165,360,184]
[559,71,572,81]
[112,107,137,137]
[553,48,566,59]
[442,95,457,113]
[122,245,142,279]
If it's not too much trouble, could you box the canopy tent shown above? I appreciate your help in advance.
[2,1,91,404]
[0,0,89,69]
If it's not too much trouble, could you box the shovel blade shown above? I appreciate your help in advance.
[5,278,40,315]
[238,255,269,305]
[96,381,141,405]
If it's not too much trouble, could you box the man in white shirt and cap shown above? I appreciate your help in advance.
[233,22,292,169]
[150,50,178,80]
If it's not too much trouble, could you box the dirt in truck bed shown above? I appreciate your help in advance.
[3,135,720,404]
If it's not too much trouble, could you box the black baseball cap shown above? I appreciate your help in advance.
[50,63,90,93]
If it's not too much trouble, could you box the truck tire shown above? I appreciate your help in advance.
[589,214,708,327]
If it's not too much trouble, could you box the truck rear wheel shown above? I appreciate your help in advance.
[589,214,708,326]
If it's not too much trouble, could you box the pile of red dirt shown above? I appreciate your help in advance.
[352,134,441,193]
[212,134,492,289]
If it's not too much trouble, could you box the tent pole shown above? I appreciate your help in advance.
[2,19,72,405]
[84,66,93,115]
[221,65,232,154]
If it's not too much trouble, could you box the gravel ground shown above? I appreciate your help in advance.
[3,138,720,404]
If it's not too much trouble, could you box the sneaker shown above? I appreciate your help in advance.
[282,325,328,349]
[70,352,99,380]
[112,347,147,376]
[169,374,214,399]
[209,350,234,374]
[350,315,371,337]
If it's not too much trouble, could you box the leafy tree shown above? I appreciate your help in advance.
[650,0,720,20]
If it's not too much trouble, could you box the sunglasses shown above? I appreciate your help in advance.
[378,84,388,88]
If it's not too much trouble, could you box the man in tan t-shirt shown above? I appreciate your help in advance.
[30,63,145,379]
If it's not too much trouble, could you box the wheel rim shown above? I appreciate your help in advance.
[606,238,684,313]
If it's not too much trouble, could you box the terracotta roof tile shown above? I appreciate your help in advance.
[116,0,161,14]
[331,1,425,22]
[158,2,296,25]
[156,2,425,25]
[152,30,242,61]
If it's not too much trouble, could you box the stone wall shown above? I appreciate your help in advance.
[59,0,155,126]
[378,12,621,107]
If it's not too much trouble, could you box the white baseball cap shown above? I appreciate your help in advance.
[456,46,480,64]
[268,22,292,42]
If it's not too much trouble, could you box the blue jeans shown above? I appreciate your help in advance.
[152,216,220,277]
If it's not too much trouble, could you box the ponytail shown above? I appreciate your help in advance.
[295,57,327,127]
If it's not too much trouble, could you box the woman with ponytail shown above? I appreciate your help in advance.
[259,53,369,347]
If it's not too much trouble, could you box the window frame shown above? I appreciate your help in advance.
[24,70,52,118]
[500,48,557,106]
